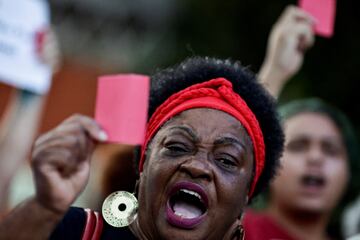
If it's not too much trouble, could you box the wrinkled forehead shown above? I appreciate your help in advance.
[152,108,253,150]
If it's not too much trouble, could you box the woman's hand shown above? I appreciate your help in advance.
[259,5,315,97]
[31,114,107,214]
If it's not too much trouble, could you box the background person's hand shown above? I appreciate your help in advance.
[259,5,315,97]
[31,114,107,214]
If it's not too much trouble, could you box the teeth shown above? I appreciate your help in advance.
[303,176,324,186]
[175,212,183,217]
[180,189,202,201]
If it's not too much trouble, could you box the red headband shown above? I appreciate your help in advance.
[139,78,265,197]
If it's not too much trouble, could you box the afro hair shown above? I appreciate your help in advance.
[142,56,284,199]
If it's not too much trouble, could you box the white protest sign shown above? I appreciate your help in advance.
[0,0,51,94]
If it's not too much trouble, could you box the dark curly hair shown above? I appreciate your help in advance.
[138,56,284,200]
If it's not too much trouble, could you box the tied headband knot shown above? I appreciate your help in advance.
[140,78,265,197]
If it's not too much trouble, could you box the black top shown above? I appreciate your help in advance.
[49,207,137,240]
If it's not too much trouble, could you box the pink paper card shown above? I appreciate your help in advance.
[95,74,150,145]
[299,0,336,38]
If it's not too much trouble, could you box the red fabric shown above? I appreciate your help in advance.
[92,211,104,240]
[139,78,265,197]
[81,209,104,240]
[243,210,297,240]
[82,209,96,240]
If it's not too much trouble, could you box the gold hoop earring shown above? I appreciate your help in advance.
[102,191,138,228]
[232,225,245,240]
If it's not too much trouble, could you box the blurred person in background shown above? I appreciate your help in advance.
[0,28,61,217]
[244,6,360,240]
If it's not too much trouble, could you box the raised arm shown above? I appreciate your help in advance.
[0,91,45,211]
[0,115,107,239]
[0,27,61,213]
[258,6,315,98]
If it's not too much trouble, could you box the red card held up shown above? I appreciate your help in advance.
[95,74,150,145]
[299,0,336,38]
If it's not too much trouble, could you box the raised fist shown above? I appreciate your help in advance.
[31,114,107,214]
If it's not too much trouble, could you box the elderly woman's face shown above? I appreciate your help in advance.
[137,108,254,240]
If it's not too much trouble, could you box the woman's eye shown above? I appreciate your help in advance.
[164,143,189,154]
[216,155,237,169]
[286,139,308,152]
[322,142,343,157]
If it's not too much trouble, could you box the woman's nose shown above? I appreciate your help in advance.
[179,152,213,181]
[306,145,325,166]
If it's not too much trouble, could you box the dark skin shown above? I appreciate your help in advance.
[0,109,254,239]
[132,108,254,240]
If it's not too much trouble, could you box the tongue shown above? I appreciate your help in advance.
[173,201,202,219]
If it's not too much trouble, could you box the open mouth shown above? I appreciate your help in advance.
[300,174,326,192]
[166,181,208,229]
